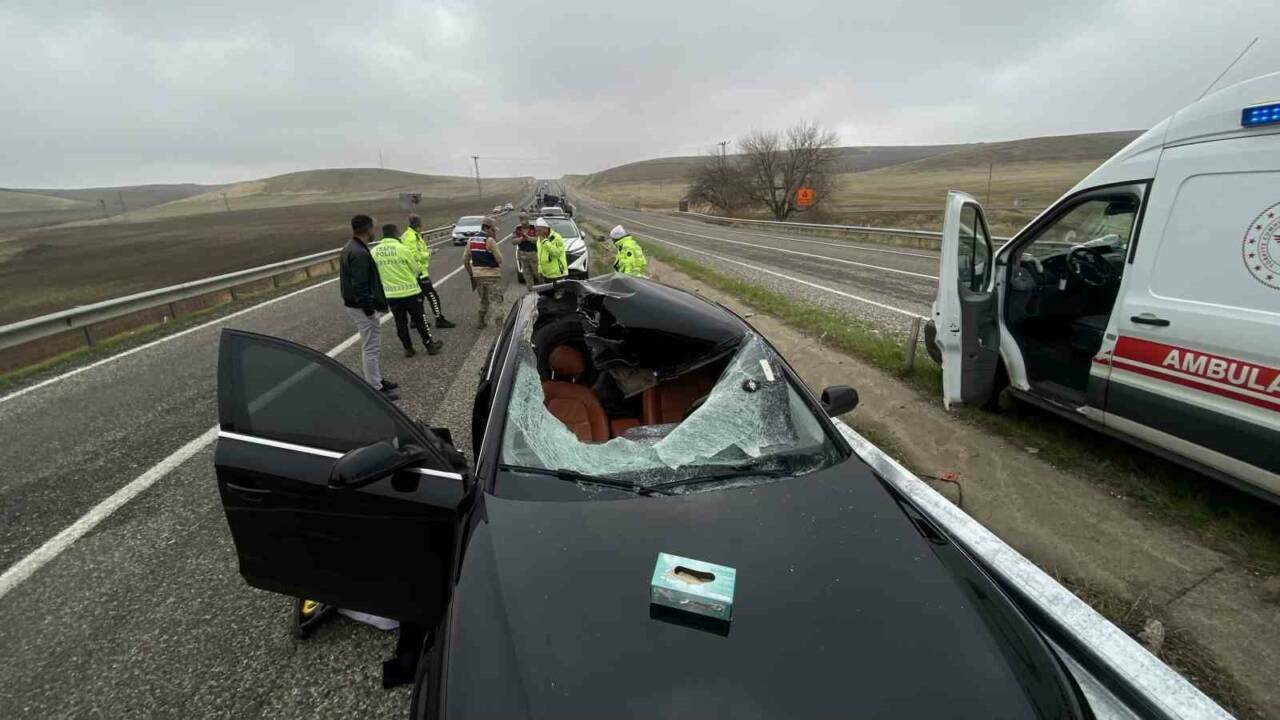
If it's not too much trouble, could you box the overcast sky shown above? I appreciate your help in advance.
[2,0,1278,188]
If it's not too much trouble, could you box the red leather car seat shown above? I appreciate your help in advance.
[542,345,610,443]
[642,368,718,426]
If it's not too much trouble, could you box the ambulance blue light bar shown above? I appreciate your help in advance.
[1242,102,1280,127]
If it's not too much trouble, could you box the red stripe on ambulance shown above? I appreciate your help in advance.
[1104,336,1280,412]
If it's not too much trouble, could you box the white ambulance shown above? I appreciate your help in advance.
[930,72,1280,500]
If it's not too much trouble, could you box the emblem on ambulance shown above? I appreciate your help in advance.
[1243,202,1280,291]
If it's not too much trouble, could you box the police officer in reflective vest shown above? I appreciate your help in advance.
[373,223,444,357]
[401,215,455,328]
[464,217,505,328]
[535,217,567,281]
[609,224,647,276]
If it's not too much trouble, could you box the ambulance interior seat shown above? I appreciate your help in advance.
[1003,198,1135,402]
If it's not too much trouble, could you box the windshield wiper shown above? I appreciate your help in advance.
[499,464,669,495]
[644,464,794,494]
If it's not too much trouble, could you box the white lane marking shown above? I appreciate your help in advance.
[606,214,938,281]
[0,426,218,599]
[0,235,461,408]
[0,237,511,599]
[618,209,939,259]
[632,231,925,319]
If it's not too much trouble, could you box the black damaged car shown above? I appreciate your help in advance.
[213,274,1091,718]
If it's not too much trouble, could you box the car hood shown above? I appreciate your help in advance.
[443,463,1081,718]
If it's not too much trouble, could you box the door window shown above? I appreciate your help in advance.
[1021,197,1138,262]
[220,331,417,452]
[957,204,992,292]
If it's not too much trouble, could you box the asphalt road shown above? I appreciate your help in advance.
[0,212,527,719]
[572,194,942,333]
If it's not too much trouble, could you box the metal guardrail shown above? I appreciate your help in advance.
[835,419,1232,720]
[681,209,1014,243]
[0,224,452,352]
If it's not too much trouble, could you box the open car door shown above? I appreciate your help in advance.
[933,191,1000,408]
[213,329,471,623]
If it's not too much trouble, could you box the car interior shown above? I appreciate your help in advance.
[538,341,728,443]
[526,279,739,444]
[1002,195,1138,402]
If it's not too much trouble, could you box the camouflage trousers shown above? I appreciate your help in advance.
[475,275,506,328]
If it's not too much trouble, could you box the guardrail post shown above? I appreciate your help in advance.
[82,326,95,347]
[167,302,177,320]
[903,316,922,373]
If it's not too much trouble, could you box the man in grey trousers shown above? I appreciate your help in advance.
[340,214,398,401]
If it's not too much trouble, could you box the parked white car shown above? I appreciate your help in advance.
[515,216,589,281]
[451,215,486,246]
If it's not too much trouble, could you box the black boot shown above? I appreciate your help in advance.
[425,339,444,355]
[435,317,456,329]
[404,346,417,358]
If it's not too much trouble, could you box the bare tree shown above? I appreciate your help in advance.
[738,121,839,220]
[686,145,749,214]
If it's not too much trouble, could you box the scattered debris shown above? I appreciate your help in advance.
[1262,576,1280,604]
[1139,619,1166,654]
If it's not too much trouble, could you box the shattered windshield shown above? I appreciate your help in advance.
[499,311,841,493]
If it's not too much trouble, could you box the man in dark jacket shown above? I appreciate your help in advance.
[340,214,398,400]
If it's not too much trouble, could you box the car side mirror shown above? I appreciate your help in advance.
[820,385,858,416]
[329,441,429,490]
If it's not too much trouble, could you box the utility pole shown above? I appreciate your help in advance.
[222,193,231,213]
[98,199,109,220]
[379,149,385,169]
[986,161,993,206]
[118,191,129,222]
[471,155,482,198]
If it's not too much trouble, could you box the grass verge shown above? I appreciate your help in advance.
[640,241,1280,575]
[1059,575,1263,719]
[0,274,336,396]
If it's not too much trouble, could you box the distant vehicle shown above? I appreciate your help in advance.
[450,215,486,246]
[929,72,1280,501]
[503,202,514,212]
[515,216,589,281]
[212,276,1098,720]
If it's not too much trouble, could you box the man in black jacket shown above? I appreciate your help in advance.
[340,214,398,400]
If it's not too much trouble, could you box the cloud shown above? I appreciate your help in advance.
[1,0,1277,186]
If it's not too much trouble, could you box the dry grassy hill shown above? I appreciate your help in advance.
[569,131,1143,234]
[129,168,532,221]
[0,190,88,213]
[0,183,222,233]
